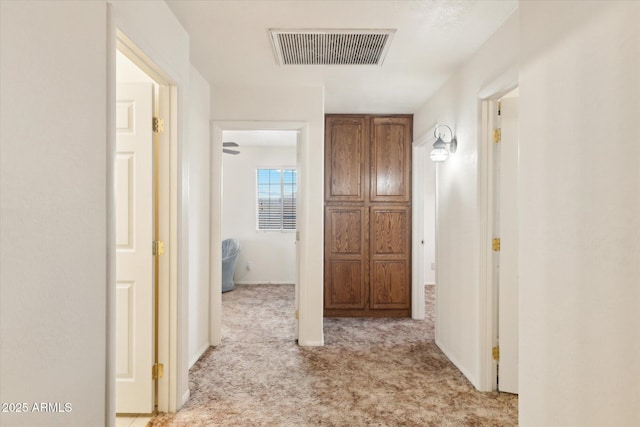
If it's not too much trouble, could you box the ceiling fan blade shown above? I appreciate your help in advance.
[223,142,239,147]
[223,149,240,155]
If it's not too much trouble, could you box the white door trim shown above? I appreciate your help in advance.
[411,129,435,320]
[108,28,180,414]
[106,8,116,424]
[496,94,520,393]
[210,121,307,345]
[478,81,518,392]
[479,99,499,391]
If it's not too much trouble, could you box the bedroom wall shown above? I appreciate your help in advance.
[222,145,297,285]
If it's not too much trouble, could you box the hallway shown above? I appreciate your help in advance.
[150,285,517,426]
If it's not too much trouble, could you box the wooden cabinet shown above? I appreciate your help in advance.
[324,115,412,317]
[325,116,367,202]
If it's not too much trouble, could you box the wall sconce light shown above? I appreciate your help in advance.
[429,124,458,162]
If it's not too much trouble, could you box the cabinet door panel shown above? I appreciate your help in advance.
[327,207,365,255]
[325,260,367,309]
[324,206,368,310]
[370,117,412,202]
[370,206,411,310]
[325,116,367,202]
[370,261,409,309]
[371,208,408,255]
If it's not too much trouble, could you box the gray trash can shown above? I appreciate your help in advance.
[222,239,240,292]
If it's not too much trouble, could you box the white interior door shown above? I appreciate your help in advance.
[115,83,154,413]
[498,95,519,394]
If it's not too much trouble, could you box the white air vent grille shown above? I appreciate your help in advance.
[269,29,396,65]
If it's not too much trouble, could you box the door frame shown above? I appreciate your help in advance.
[411,130,436,320]
[493,91,520,394]
[109,28,179,414]
[210,121,307,345]
[478,79,518,391]
[479,98,500,391]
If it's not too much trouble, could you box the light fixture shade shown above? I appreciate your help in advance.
[430,137,449,162]
[430,147,449,162]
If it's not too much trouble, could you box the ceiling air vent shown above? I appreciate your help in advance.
[269,29,396,66]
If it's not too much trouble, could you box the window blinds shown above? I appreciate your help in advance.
[257,168,297,230]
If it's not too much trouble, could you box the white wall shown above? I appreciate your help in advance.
[413,12,519,388]
[0,2,108,426]
[0,1,195,424]
[187,66,211,368]
[211,85,325,346]
[116,50,155,83]
[519,1,640,426]
[222,145,297,284]
[417,1,640,425]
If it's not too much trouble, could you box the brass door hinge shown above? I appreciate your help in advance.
[492,346,500,361]
[493,128,501,143]
[153,240,165,256]
[295,309,299,320]
[497,101,502,116]
[492,238,501,252]
[152,363,164,380]
[153,117,165,134]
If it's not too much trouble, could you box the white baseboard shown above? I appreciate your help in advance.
[297,339,324,347]
[180,389,190,408]
[435,338,480,390]
[234,281,294,285]
[189,342,211,368]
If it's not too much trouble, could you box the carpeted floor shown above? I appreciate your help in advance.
[149,284,517,426]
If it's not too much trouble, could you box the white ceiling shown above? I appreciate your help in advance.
[166,0,518,114]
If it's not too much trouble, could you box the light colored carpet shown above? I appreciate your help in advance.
[149,284,517,426]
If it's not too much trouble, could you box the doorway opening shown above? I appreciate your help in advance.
[411,131,438,321]
[113,31,178,417]
[210,122,305,346]
[115,47,158,418]
[220,130,299,339]
[481,86,520,394]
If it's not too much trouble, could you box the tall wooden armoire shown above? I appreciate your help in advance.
[324,114,412,317]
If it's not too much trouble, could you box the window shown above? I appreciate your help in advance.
[257,168,297,230]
